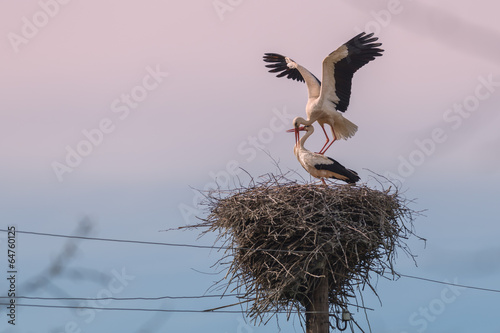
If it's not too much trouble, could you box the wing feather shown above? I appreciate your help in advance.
[315,156,360,183]
[319,32,384,112]
[263,53,321,98]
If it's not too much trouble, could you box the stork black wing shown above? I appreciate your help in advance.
[315,157,360,184]
[334,32,384,112]
[263,53,311,83]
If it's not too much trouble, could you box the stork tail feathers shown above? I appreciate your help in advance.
[334,116,358,140]
[344,169,360,184]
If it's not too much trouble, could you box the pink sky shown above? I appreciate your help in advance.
[1,0,499,187]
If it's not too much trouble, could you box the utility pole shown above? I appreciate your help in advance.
[305,272,329,333]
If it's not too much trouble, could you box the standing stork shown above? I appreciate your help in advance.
[287,124,360,185]
[264,32,383,154]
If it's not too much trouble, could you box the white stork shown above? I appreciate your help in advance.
[287,124,360,185]
[264,32,383,154]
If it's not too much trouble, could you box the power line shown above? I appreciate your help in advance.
[398,273,500,293]
[4,276,499,303]
[0,229,219,250]
[0,228,310,254]
[0,295,374,312]
[0,302,341,315]
[0,302,247,314]
[0,294,240,301]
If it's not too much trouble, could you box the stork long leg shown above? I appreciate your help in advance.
[318,125,337,155]
[321,178,327,186]
[316,124,330,154]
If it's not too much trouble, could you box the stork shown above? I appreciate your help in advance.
[264,32,383,154]
[287,124,360,185]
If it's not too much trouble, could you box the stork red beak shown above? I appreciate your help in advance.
[286,126,306,133]
[286,126,306,145]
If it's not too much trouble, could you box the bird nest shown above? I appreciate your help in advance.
[193,173,421,324]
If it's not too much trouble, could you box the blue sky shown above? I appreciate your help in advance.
[1,0,500,332]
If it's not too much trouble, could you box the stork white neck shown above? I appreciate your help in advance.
[295,125,315,153]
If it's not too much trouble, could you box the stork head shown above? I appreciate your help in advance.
[292,116,311,129]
